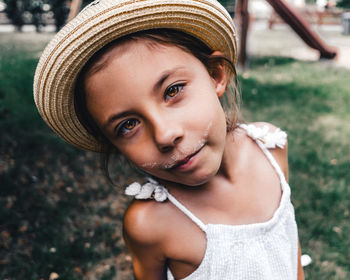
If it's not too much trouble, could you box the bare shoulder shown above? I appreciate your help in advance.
[247,122,289,180]
[123,199,174,278]
[123,199,168,245]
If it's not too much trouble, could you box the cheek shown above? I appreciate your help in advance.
[192,93,227,136]
[117,140,159,169]
[202,100,227,157]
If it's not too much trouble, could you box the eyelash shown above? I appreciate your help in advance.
[164,83,185,101]
[116,118,140,136]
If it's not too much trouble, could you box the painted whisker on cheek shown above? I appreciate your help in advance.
[203,121,212,138]
[140,162,159,169]
[140,142,202,170]
[139,121,212,170]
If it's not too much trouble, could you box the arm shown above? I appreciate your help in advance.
[276,130,304,280]
[253,122,303,279]
[297,242,304,280]
[264,123,303,279]
[265,123,304,279]
[123,201,167,280]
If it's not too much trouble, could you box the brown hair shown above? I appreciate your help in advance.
[74,29,240,182]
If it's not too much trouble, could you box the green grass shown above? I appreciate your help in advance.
[1,33,349,279]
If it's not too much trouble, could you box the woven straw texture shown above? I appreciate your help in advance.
[33,0,237,152]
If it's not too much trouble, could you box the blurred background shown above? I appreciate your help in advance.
[0,0,349,279]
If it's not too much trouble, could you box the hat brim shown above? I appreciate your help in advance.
[34,0,237,152]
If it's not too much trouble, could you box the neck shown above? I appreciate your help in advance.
[216,129,242,182]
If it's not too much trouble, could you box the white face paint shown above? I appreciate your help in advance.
[140,121,212,170]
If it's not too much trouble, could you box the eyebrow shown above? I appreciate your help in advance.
[103,111,133,129]
[104,66,186,129]
[152,66,186,93]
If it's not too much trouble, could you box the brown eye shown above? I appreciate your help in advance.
[125,120,137,129]
[164,84,185,101]
[117,119,140,136]
[167,86,179,97]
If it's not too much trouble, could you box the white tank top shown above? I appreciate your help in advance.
[125,124,299,280]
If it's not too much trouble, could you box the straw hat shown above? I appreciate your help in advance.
[33,0,237,152]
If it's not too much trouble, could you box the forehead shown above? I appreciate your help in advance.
[86,37,190,78]
[85,38,204,88]
[84,38,208,100]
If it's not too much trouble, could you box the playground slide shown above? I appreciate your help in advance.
[266,0,337,59]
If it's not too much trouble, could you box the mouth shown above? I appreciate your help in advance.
[168,145,204,171]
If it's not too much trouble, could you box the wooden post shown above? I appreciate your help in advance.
[67,0,82,23]
[236,0,250,68]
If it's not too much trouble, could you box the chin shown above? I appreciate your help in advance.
[144,160,221,187]
[149,171,212,188]
[180,167,220,187]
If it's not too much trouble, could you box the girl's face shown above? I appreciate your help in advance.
[85,40,228,186]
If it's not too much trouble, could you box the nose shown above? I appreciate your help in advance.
[151,115,184,153]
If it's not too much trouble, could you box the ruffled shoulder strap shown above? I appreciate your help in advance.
[239,123,289,187]
[239,123,287,149]
[125,177,169,202]
[125,177,207,232]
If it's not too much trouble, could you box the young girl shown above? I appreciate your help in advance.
[34,0,304,279]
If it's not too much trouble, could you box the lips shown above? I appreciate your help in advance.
[168,145,204,170]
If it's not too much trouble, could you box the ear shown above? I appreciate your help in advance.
[210,51,227,98]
